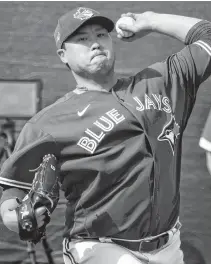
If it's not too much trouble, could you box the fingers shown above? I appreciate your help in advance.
[121,12,135,19]
[35,206,46,216]
[116,15,138,37]
[35,206,47,228]
[116,30,133,39]
[118,24,136,34]
[117,33,123,39]
[116,29,135,41]
[37,219,45,228]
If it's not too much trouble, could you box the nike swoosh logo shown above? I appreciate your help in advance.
[77,104,90,116]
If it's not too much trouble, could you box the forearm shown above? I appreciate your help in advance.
[0,187,26,232]
[0,198,19,232]
[149,12,202,43]
[0,187,27,210]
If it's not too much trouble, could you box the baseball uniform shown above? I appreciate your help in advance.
[1,19,211,264]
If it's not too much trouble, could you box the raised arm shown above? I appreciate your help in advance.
[116,11,202,43]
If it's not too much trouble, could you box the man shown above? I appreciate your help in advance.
[0,6,211,264]
[199,109,211,175]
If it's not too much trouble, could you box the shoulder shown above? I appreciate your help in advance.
[135,64,165,81]
[29,90,81,124]
[118,64,165,84]
[114,66,166,94]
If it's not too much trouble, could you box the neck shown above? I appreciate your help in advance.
[73,70,118,92]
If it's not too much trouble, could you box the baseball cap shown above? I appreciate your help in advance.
[54,7,114,49]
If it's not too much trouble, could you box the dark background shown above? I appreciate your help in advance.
[0,2,211,263]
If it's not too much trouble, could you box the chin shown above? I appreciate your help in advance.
[92,66,113,75]
[91,60,115,75]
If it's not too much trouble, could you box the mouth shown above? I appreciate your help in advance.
[91,51,107,60]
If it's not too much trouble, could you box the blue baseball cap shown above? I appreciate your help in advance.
[54,7,114,49]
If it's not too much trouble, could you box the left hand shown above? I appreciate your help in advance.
[116,11,154,42]
[35,206,48,228]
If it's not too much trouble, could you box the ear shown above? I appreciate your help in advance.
[57,49,68,64]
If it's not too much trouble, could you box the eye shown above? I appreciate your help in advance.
[77,37,88,42]
[97,33,106,38]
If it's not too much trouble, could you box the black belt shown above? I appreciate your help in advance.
[71,222,181,253]
[109,233,169,252]
[110,221,181,252]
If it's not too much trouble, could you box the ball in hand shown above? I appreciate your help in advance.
[115,16,135,38]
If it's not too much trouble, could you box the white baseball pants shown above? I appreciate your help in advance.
[63,228,184,264]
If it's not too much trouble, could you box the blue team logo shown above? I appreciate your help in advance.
[157,114,180,155]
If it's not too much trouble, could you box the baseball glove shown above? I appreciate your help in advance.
[15,154,60,244]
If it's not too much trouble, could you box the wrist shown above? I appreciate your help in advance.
[142,11,158,31]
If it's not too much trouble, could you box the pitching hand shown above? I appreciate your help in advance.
[116,12,154,42]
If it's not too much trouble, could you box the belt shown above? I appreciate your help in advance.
[71,221,182,253]
[106,233,169,252]
[102,221,181,252]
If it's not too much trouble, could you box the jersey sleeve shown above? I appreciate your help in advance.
[165,21,211,99]
[199,109,211,152]
[144,21,211,128]
[0,122,58,190]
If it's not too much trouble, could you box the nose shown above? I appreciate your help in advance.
[91,42,101,51]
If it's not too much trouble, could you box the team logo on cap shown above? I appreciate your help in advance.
[73,7,94,20]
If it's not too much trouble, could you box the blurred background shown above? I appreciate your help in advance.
[0,1,210,264]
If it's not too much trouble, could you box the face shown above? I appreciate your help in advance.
[57,23,115,76]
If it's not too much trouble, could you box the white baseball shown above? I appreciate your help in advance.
[115,16,135,37]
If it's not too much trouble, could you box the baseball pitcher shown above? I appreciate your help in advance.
[1,6,211,264]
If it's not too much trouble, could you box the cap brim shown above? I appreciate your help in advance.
[82,16,114,32]
[63,16,114,44]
